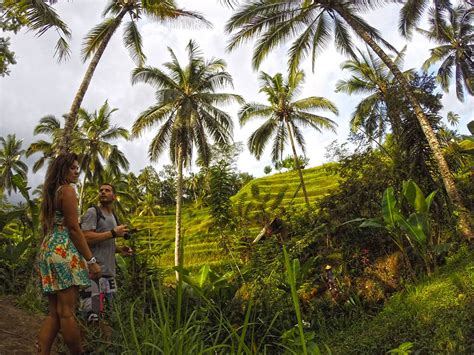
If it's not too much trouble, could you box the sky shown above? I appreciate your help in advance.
[1,0,472,194]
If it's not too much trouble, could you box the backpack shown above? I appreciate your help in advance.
[90,205,120,228]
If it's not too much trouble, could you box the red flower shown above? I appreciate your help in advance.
[43,275,52,285]
[55,246,67,258]
[70,255,78,269]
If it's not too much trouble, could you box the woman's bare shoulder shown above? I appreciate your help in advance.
[58,184,76,199]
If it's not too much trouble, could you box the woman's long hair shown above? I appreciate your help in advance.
[40,153,78,236]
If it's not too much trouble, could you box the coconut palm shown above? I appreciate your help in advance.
[336,47,413,142]
[1,0,71,61]
[58,0,210,153]
[131,40,243,278]
[239,70,338,205]
[398,0,453,38]
[0,134,28,195]
[75,101,130,211]
[226,0,472,239]
[26,115,66,172]
[419,5,474,102]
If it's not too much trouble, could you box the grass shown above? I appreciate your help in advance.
[130,163,339,271]
[319,246,474,353]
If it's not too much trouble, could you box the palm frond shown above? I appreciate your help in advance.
[238,103,273,125]
[271,121,288,162]
[248,117,278,159]
[81,17,119,63]
[123,20,146,66]
[292,96,339,115]
[131,103,176,137]
[399,0,429,38]
[131,66,178,89]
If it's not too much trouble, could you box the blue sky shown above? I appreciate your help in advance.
[0,0,472,191]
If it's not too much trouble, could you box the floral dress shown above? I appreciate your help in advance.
[37,209,90,294]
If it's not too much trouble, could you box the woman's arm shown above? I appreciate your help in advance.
[59,185,94,261]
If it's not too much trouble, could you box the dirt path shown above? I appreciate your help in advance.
[0,295,59,355]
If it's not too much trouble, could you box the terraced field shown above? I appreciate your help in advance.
[130,163,339,272]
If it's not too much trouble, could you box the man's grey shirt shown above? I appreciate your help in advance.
[81,207,117,277]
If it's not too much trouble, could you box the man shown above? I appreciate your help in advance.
[79,183,133,324]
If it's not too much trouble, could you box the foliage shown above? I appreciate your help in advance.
[0,36,15,76]
[1,0,71,62]
[322,248,474,354]
[0,134,28,195]
[274,155,310,172]
[419,5,474,102]
[359,180,438,274]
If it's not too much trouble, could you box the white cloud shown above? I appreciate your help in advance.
[1,0,472,194]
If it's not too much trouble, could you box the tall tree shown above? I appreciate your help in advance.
[58,0,210,153]
[75,101,129,211]
[131,40,243,279]
[226,0,472,239]
[419,5,474,102]
[0,134,28,195]
[336,47,413,143]
[26,115,67,172]
[239,70,338,205]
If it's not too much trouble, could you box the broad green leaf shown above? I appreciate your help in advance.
[403,180,427,213]
[382,187,399,228]
[199,264,210,288]
[425,191,437,212]
[400,214,427,245]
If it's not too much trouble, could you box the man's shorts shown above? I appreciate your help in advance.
[79,276,117,323]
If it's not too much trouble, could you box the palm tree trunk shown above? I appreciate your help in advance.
[285,118,310,206]
[338,10,473,240]
[59,10,127,154]
[175,144,184,281]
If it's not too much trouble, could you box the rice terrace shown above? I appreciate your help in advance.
[0,0,473,354]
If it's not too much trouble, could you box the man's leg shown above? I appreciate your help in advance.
[99,277,117,343]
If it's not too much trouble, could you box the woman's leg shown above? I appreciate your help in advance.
[37,294,60,354]
[56,286,83,355]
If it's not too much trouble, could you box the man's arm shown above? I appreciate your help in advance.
[83,225,130,245]
[81,207,128,245]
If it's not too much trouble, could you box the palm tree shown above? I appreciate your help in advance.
[419,5,474,102]
[75,101,130,212]
[239,70,338,206]
[58,0,210,153]
[1,0,71,61]
[398,0,453,38]
[26,115,66,172]
[131,40,243,279]
[0,134,28,195]
[336,47,413,143]
[226,0,472,239]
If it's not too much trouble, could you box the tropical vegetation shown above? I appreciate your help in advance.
[1,1,473,353]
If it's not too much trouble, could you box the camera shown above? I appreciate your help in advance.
[124,228,138,240]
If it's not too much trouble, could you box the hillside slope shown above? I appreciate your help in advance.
[130,163,339,270]
[321,248,474,353]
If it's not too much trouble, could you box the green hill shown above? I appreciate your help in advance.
[130,163,339,271]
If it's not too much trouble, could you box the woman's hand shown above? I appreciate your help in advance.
[88,262,102,280]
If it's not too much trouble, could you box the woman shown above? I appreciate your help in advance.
[36,153,101,354]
